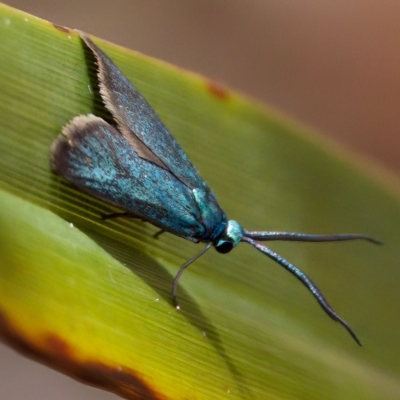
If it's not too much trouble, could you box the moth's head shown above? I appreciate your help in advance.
[214,220,244,254]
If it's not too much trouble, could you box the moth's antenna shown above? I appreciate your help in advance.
[172,243,212,310]
[242,236,362,345]
[243,231,382,245]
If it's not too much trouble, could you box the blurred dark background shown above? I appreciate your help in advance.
[1,1,400,399]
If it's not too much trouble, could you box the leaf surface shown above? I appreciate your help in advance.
[0,4,400,399]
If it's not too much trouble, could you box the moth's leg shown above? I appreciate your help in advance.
[102,213,165,238]
[153,229,165,239]
[102,212,139,220]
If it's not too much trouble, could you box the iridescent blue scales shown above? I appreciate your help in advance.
[52,114,226,243]
[51,32,381,345]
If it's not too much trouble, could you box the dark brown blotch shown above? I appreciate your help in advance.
[0,310,163,400]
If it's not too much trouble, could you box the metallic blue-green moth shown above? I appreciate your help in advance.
[51,32,381,345]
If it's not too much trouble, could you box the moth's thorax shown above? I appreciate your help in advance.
[192,188,228,242]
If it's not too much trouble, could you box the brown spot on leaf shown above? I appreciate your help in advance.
[44,334,73,358]
[53,23,72,33]
[0,310,165,400]
[207,81,230,101]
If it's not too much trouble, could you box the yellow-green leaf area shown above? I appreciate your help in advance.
[0,3,400,400]
[0,189,237,399]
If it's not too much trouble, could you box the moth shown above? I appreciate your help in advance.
[51,32,380,345]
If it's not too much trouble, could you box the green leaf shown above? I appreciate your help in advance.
[1,3,399,399]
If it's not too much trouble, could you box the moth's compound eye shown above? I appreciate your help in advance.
[215,240,234,254]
